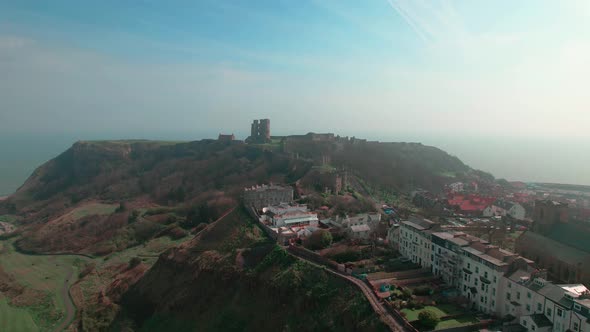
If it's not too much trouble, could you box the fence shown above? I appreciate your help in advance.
[389,307,420,332]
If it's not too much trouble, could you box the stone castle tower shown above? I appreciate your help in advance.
[246,119,271,143]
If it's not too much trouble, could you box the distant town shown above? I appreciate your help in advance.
[240,118,590,332]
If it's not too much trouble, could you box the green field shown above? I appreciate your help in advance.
[436,315,480,329]
[0,214,19,223]
[70,203,118,220]
[0,238,87,330]
[102,235,189,266]
[0,232,190,332]
[401,304,464,321]
[0,297,39,332]
[402,304,480,330]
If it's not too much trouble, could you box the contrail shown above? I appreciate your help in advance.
[387,0,429,42]
[387,0,431,43]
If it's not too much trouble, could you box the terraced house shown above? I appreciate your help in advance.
[393,218,590,332]
[397,216,438,268]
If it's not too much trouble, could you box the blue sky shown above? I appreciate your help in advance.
[1,0,589,138]
[1,1,590,186]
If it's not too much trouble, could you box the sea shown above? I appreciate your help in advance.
[0,132,589,197]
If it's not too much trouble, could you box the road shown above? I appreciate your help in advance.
[287,249,408,332]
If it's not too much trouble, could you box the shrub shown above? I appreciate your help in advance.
[78,262,96,279]
[330,250,361,263]
[401,287,413,299]
[128,257,142,269]
[115,202,127,213]
[418,310,440,329]
[413,285,432,296]
[303,230,333,250]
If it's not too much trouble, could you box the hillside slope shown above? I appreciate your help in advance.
[0,138,469,255]
[112,207,386,332]
[1,140,309,254]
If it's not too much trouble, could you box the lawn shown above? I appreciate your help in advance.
[0,214,19,223]
[0,231,190,332]
[401,304,464,322]
[0,238,87,318]
[0,297,39,332]
[102,235,189,266]
[70,203,119,220]
[435,315,480,329]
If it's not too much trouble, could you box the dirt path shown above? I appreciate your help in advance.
[51,265,75,332]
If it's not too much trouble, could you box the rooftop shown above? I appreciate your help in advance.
[530,314,553,328]
[245,184,292,192]
[463,246,509,267]
[351,224,371,233]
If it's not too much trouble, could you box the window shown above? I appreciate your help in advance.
[484,271,488,278]
[481,283,485,291]
[475,279,478,286]
[507,293,511,300]
[492,300,495,307]
[557,308,563,317]
[526,304,531,312]
[574,322,579,331]
[464,285,467,291]
[537,303,542,311]
[517,292,521,300]
[522,320,528,327]
[492,288,496,296]
[527,292,532,299]
[467,263,471,269]
[547,308,552,316]
[476,266,479,273]
[493,276,497,283]
[531,325,536,331]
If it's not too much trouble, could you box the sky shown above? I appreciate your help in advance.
[1,0,590,187]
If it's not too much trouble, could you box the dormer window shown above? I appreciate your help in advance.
[574,303,582,311]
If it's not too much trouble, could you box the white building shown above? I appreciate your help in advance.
[349,224,371,239]
[449,182,465,193]
[505,269,590,332]
[392,218,590,329]
[398,216,437,268]
[262,203,319,227]
[325,213,381,229]
[483,201,526,220]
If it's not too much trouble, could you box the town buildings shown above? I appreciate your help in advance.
[516,200,590,284]
[243,184,294,210]
[262,203,319,227]
[483,201,526,220]
[447,194,496,216]
[397,216,438,268]
[392,216,590,332]
[217,133,235,141]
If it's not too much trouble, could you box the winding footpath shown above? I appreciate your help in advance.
[287,249,408,332]
[52,265,76,332]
